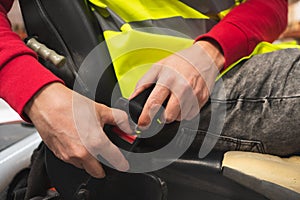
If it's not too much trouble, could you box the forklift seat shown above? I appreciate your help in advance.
[19,0,300,199]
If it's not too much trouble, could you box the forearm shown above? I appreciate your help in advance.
[0,2,63,119]
[196,0,288,68]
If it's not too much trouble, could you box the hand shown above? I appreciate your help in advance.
[130,39,225,127]
[24,82,132,178]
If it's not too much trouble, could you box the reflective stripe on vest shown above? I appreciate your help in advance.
[217,41,300,80]
[89,0,300,98]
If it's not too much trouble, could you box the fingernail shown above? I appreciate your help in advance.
[138,117,151,129]
[96,171,106,179]
[118,161,130,172]
[100,171,106,178]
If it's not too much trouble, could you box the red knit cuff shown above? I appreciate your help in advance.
[0,55,64,119]
[195,22,249,68]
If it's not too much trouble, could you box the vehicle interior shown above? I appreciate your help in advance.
[3,0,298,199]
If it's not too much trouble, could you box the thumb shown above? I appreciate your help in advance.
[97,104,132,134]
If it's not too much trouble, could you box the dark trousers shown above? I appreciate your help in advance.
[192,48,300,156]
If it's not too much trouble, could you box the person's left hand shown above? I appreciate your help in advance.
[130,40,225,127]
[24,83,132,178]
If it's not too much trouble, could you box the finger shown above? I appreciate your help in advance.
[92,105,130,171]
[82,154,106,178]
[176,113,182,121]
[184,104,200,121]
[51,138,106,178]
[180,97,199,121]
[164,94,181,123]
[179,93,202,121]
[129,65,160,100]
[97,133,129,172]
[111,108,133,133]
[138,84,169,127]
[129,82,153,100]
[97,104,132,133]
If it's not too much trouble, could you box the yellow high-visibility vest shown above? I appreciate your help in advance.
[89,0,300,98]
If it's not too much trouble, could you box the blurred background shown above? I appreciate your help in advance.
[281,0,300,43]
[6,0,300,44]
[7,0,27,40]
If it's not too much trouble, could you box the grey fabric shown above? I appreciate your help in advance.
[191,48,300,156]
[129,18,217,39]
[181,0,235,15]
[94,9,217,39]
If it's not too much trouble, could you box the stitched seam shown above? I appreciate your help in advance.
[210,95,300,104]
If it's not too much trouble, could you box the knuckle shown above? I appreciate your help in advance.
[203,89,210,100]
[72,149,88,160]
[153,63,162,70]
[173,81,189,97]
[198,93,209,105]
[66,145,89,161]
[181,76,196,92]
[194,87,202,97]
[167,74,176,83]
[63,155,73,163]
[187,75,197,87]
[146,98,160,108]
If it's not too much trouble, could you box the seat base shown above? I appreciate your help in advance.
[222,151,300,200]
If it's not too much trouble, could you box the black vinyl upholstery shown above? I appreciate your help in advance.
[19,1,267,199]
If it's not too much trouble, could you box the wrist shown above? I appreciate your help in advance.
[195,39,225,71]
[24,82,69,120]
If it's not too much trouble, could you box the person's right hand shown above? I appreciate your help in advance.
[24,82,132,178]
[130,40,225,127]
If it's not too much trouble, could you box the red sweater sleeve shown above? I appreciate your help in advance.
[196,0,288,68]
[0,0,63,117]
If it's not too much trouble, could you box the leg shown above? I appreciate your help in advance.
[194,48,300,156]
